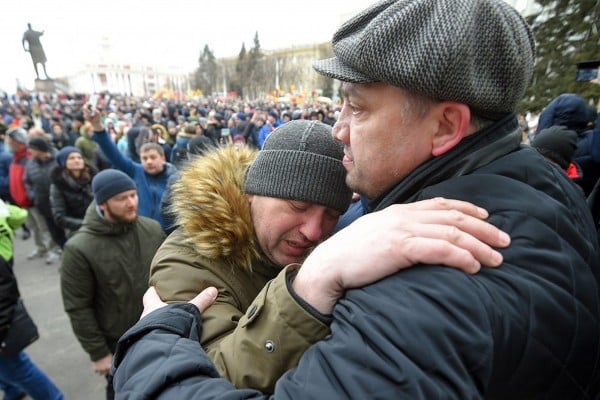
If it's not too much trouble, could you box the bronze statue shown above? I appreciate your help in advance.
[22,23,50,80]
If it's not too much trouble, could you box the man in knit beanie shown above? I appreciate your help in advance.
[60,168,164,399]
[118,112,510,393]
[111,0,599,398]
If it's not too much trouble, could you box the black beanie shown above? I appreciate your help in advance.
[28,137,51,153]
[531,125,578,169]
[92,169,137,204]
[244,120,352,213]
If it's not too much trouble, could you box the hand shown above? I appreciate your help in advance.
[293,197,511,314]
[83,101,103,132]
[93,353,113,376]
[140,286,218,320]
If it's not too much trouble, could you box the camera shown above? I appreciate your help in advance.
[575,61,600,82]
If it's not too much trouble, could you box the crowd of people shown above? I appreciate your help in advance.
[1,0,600,398]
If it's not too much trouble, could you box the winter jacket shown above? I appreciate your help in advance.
[8,147,31,208]
[0,201,27,343]
[49,164,96,231]
[24,155,57,216]
[149,146,330,392]
[93,130,177,231]
[61,201,164,361]
[114,115,600,399]
[0,143,12,201]
[535,94,600,194]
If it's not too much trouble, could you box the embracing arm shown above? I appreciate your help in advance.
[150,233,330,392]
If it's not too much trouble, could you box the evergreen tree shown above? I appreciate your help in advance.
[194,45,218,96]
[231,43,247,98]
[247,32,267,99]
[521,0,600,112]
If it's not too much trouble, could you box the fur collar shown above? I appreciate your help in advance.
[171,146,260,271]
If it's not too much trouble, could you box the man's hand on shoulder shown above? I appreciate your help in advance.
[292,197,511,314]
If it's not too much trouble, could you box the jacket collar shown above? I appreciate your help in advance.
[172,146,278,272]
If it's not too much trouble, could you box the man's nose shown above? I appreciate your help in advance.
[298,215,325,243]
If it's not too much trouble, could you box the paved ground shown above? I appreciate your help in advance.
[5,231,105,400]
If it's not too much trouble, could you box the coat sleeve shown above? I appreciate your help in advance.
[203,267,329,393]
[114,270,493,399]
[92,131,137,177]
[60,241,111,361]
[50,183,83,231]
[112,304,272,400]
[150,235,330,393]
[0,258,19,343]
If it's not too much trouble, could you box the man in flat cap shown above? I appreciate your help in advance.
[113,0,600,398]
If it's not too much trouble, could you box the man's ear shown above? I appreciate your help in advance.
[431,102,471,157]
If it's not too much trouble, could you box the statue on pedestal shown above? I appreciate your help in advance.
[22,23,50,80]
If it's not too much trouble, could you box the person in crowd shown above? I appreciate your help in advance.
[257,111,280,148]
[171,122,196,161]
[113,0,600,398]
[0,199,63,400]
[6,129,38,245]
[24,137,66,261]
[66,113,84,146]
[530,125,583,185]
[49,146,96,235]
[205,112,223,146]
[160,134,215,233]
[0,123,12,204]
[535,93,600,195]
[49,122,70,151]
[147,119,509,392]
[90,113,177,232]
[60,169,164,400]
[74,121,111,171]
[243,112,266,149]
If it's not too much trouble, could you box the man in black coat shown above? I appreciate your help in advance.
[112,0,600,398]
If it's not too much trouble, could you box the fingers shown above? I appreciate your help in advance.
[395,222,504,272]
[188,287,218,313]
[401,236,482,274]
[381,202,510,249]
[142,286,160,306]
[140,287,166,319]
[394,198,489,219]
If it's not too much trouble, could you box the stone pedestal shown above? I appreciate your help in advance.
[34,79,55,93]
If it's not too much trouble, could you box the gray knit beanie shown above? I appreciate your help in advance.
[313,0,535,120]
[244,120,352,213]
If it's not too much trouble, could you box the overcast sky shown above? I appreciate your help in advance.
[1,0,375,92]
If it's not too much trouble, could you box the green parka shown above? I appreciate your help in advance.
[61,201,165,361]
[150,146,330,393]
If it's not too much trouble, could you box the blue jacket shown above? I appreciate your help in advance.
[0,143,12,201]
[113,116,600,398]
[93,131,176,232]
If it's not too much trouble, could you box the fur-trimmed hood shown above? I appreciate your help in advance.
[170,146,261,271]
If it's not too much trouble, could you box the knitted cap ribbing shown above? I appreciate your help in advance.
[244,120,352,213]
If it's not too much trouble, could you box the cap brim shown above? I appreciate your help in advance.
[313,57,377,83]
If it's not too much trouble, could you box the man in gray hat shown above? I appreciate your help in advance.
[113,0,599,397]
[117,118,509,394]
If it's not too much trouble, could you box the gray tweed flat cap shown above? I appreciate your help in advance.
[313,0,535,120]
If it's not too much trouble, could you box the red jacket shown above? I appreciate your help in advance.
[9,148,31,208]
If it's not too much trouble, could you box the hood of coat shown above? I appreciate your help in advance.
[171,146,261,271]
